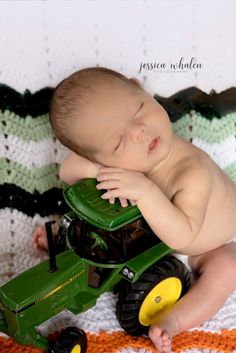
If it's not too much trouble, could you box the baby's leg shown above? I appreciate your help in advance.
[149,242,236,353]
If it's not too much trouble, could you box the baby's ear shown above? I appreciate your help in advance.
[129,77,143,90]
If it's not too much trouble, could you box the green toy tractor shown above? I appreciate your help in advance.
[0,179,191,352]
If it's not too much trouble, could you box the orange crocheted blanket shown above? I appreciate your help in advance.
[0,329,236,353]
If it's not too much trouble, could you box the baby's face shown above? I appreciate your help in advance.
[73,81,173,174]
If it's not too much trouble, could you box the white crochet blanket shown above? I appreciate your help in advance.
[0,2,236,349]
[0,99,236,352]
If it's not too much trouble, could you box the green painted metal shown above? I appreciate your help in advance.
[0,179,172,350]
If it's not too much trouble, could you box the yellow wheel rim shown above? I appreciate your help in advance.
[139,277,182,326]
[71,345,81,353]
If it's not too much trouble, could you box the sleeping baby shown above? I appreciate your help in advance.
[33,67,236,353]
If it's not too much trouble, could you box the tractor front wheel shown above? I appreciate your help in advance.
[48,326,87,353]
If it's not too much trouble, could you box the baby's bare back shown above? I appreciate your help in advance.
[152,136,236,256]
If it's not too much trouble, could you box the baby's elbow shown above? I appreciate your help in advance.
[173,218,202,250]
[59,167,67,183]
[171,231,198,251]
[59,165,73,185]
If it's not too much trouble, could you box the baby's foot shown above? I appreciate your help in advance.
[149,312,180,353]
[33,222,59,250]
[149,326,172,353]
[33,225,48,250]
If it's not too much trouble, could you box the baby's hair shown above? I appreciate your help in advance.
[49,66,142,157]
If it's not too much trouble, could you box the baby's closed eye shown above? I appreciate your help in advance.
[114,135,123,152]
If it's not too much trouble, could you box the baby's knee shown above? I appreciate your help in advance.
[221,251,236,282]
[216,257,236,293]
[200,244,236,287]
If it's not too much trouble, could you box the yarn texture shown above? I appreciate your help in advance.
[0,85,236,353]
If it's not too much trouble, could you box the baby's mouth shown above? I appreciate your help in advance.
[148,137,160,152]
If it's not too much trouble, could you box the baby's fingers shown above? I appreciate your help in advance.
[96,180,119,190]
[109,198,136,207]
[129,199,137,206]
[100,167,124,173]
[101,189,118,200]
[109,197,115,204]
[119,197,129,208]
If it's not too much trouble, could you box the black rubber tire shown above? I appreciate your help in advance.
[116,255,191,336]
[48,326,87,353]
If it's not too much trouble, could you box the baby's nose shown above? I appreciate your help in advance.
[130,124,146,143]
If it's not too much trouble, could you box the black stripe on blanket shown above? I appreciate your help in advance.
[0,84,53,117]
[0,184,69,217]
[1,84,236,120]
[155,87,236,122]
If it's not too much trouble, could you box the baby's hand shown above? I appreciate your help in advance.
[108,196,136,207]
[96,167,154,203]
[97,166,136,207]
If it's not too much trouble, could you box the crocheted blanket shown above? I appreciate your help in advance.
[0,84,236,353]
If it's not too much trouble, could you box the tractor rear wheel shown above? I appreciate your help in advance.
[116,255,191,335]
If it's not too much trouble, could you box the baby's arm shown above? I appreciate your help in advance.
[96,166,212,250]
[59,151,102,185]
[60,153,132,207]
[137,168,212,250]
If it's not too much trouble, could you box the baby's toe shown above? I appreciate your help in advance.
[160,331,172,352]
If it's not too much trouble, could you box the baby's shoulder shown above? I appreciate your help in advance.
[174,149,214,190]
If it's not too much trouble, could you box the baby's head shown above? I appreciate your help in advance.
[50,67,172,172]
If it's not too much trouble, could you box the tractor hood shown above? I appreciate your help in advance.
[0,250,84,312]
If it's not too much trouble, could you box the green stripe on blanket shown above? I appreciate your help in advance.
[0,158,64,193]
[172,111,236,143]
[0,110,52,142]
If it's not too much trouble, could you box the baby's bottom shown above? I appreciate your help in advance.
[149,242,236,353]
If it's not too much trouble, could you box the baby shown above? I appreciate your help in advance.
[34,67,236,353]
